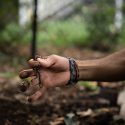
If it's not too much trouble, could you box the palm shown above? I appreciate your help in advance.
[39,67,70,88]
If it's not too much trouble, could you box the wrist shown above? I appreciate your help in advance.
[76,59,101,81]
[66,58,79,86]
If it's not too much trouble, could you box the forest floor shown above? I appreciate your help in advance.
[0,80,124,125]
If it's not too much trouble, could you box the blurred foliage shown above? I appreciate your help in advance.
[0,20,89,54]
[0,23,23,54]
[0,0,18,30]
[1,0,125,55]
[37,20,89,47]
[78,81,100,91]
[83,0,119,51]
[0,72,16,78]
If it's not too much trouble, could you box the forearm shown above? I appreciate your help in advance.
[76,49,125,82]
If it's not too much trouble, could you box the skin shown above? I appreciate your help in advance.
[19,49,125,102]
[77,49,125,81]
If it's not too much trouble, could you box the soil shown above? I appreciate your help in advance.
[0,81,124,125]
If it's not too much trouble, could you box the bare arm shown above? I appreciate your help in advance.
[19,49,125,101]
[77,49,125,82]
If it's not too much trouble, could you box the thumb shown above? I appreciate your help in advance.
[37,56,56,68]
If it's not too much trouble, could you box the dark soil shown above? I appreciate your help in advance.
[0,82,124,125]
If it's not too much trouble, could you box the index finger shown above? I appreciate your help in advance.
[19,69,35,79]
[28,59,41,68]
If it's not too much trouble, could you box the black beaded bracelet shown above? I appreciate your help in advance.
[67,58,79,86]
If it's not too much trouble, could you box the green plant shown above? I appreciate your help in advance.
[0,23,21,54]
[0,23,31,55]
[78,81,99,91]
[37,20,89,47]
[83,0,118,51]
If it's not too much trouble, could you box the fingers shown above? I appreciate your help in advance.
[19,76,42,94]
[27,86,46,102]
[37,55,56,68]
[28,59,41,68]
[19,69,35,79]
[19,69,39,92]
[28,55,56,68]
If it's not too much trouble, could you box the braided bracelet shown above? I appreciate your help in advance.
[66,58,79,86]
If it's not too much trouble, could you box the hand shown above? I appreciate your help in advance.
[19,55,70,102]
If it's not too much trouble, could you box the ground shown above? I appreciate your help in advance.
[0,81,124,125]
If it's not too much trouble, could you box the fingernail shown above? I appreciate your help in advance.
[29,59,34,61]
[37,58,41,61]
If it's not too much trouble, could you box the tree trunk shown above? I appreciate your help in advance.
[114,0,123,31]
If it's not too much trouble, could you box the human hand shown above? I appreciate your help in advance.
[19,55,70,102]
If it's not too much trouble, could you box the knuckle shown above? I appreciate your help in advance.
[50,54,58,61]
[51,54,56,58]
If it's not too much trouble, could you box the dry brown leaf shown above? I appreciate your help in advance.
[77,109,93,117]
[50,117,64,125]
